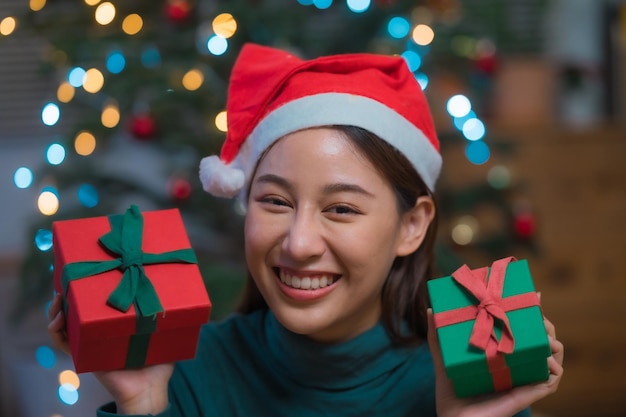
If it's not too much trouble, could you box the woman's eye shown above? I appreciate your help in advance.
[260,196,290,207]
[327,205,359,215]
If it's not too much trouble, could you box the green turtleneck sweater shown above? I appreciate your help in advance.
[97,309,531,417]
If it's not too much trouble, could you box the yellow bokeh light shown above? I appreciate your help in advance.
[412,24,435,46]
[57,82,75,103]
[84,0,101,5]
[101,103,120,128]
[212,13,237,39]
[38,191,59,216]
[451,223,473,245]
[74,131,97,156]
[59,370,81,389]
[122,14,143,35]
[83,68,104,93]
[0,17,17,36]
[30,0,46,11]
[95,2,116,25]
[215,111,228,132]
[182,69,204,91]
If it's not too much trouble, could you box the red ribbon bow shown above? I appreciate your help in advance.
[433,256,541,391]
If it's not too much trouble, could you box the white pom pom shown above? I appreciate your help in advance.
[199,155,245,198]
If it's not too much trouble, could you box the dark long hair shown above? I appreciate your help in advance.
[236,125,439,345]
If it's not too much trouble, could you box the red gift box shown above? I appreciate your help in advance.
[52,206,212,373]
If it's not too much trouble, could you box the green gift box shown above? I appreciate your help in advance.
[427,257,551,398]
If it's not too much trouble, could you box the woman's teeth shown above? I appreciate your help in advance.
[279,271,335,290]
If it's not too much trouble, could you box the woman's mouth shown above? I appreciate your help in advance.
[275,268,340,290]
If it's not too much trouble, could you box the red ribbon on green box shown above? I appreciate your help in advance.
[433,257,541,391]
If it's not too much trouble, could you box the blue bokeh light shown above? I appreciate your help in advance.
[141,46,161,68]
[59,383,79,405]
[41,103,61,126]
[453,110,476,131]
[207,35,228,55]
[446,94,472,118]
[414,72,429,90]
[35,345,56,368]
[46,143,66,165]
[465,140,491,165]
[313,0,332,9]
[401,50,421,72]
[106,50,126,74]
[35,229,53,251]
[68,67,86,87]
[387,17,410,39]
[297,0,314,4]
[347,0,370,12]
[462,118,486,141]
[77,183,99,208]
[14,167,33,189]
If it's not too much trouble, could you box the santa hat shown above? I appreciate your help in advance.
[199,43,441,199]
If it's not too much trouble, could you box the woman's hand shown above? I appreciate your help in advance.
[48,293,175,415]
[427,306,564,417]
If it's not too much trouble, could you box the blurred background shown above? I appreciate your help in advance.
[0,0,625,416]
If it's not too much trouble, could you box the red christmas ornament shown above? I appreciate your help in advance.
[513,212,535,239]
[129,114,157,140]
[475,53,499,76]
[170,178,192,200]
[165,0,191,23]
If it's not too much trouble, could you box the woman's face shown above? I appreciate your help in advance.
[245,127,420,343]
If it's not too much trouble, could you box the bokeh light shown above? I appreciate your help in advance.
[38,190,60,216]
[297,0,314,4]
[414,72,429,90]
[215,111,228,132]
[212,13,237,38]
[68,67,86,87]
[35,229,53,251]
[74,131,97,155]
[42,103,61,126]
[401,50,421,72]
[487,165,511,189]
[207,35,228,55]
[446,94,471,118]
[84,0,101,5]
[30,0,46,11]
[46,143,66,165]
[106,50,126,73]
[101,102,120,128]
[387,17,410,39]
[141,46,161,68]
[412,24,435,46]
[462,118,486,141]
[83,68,104,93]
[182,69,204,91]
[451,216,479,245]
[35,345,56,368]
[77,184,99,208]
[122,13,143,35]
[0,17,17,36]
[14,167,34,189]
[58,383,79,405]
[453,110,476,131]
[313,0,332,9]
[465,140,490,165]
[59,370,81,389]
[95,2,116,25]
[347,0,370,13]
[57,82,75,103]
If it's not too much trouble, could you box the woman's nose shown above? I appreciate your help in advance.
[281,211,325,260]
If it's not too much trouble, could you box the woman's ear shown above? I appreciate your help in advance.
[395,195,435,257]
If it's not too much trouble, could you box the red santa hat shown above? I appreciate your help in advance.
[199,43,441,198]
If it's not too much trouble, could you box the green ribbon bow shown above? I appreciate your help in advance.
[61,205,198,318]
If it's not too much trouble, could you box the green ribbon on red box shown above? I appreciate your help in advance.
[60,205,198,368]
[433,257,540,391]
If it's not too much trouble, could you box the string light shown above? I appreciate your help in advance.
[182,69,204,91]
[215,111,227,132]
[106,50,126,73]
[412,24,435,46]
[212,13,237,38]
[77,184,99,207]
[14,167,34,189]
[401,50,421,72]
[122,13,143,35]
[38,190,60,216]
[465,140,490,165]
[0,17,16,36]
[41,103,61,126]
[313,0,332,9]
[462,118,486,141]
[34,229,53,251]
[95,2,116,25]
[207,35,228,55]
[83,68,104,93]
[453,110,476,130]
[141,46,161,68]
[35,345,56,368]
[387,17,410,39]
[59,370,81,389]
[487,165,511,189]
[84,0,101,5]
[451,215,479,245]
[415,72,429,90]
[57,82,75,103]
[58,383,79,405]
[74,131,97,155]
[346,0,370,13]
[446,94,471,118]
[68,67,86,87]
[29,0,46,11]
[46,143,66,165]
[101,102,120,128]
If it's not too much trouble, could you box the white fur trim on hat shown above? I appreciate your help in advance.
[199,155,245,198]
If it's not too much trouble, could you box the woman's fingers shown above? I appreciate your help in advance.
[47,294,71,355]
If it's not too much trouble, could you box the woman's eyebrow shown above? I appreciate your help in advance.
[255,174,294,194]
[255,173,374,197]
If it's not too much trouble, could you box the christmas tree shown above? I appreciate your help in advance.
[5,0,544,322]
